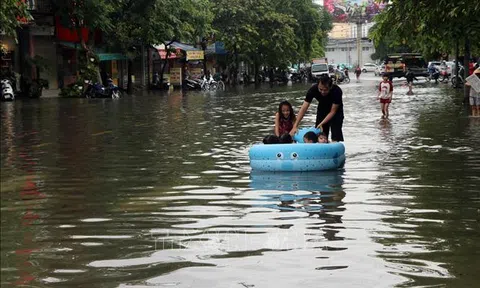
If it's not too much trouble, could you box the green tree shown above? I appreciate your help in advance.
[371,0,480,96]
[108,0,157,93]
[52,0,114,96]
[147,0,213,85]
[0,0,32,41]
[212,0,262,83]
[251,1,297,79]
[368,23,411,61]
[275,0,332,63]
[212,0,332,83]
[52,0,114,50]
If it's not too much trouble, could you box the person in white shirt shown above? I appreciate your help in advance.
[466,68,480,117]
[377,74,393,119]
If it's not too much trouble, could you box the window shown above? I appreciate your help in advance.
[362,47,370,51]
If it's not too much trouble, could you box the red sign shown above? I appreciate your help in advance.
[158,48,181,59]
[55,17,101,43]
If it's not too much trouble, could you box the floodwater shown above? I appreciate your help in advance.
[1,78,479,287]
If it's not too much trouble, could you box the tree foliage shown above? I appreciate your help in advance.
[0,0,32,41]
[212,0,332,76]
[52,0,114,49]
[370,0,480,58]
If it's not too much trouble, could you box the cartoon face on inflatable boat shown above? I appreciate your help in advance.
[274,151,299,160]
[248,142,346,172]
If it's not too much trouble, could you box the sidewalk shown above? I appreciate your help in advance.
[41,89,61,98]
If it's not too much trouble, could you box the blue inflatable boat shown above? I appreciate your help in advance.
[249,128,345,172]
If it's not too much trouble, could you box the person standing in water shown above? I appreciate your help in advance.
[377,74,393,118]
[290,74,344,142]
[355,65,362,81]
[405,69,418,95]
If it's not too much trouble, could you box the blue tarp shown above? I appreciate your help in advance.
[170,41,200,51]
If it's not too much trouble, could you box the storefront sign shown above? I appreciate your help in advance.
[190,68,203,78]
[158,49,181,59]
[170,68,182,85]
[186,50,204,61]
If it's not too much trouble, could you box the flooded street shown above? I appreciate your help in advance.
[1,78,479,287]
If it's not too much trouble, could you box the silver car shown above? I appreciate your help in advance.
[361,63,378,73]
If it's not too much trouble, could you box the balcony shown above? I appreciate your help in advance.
[26,0,53,14]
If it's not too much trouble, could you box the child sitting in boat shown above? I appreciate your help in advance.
[317,132,328,143]
[303,131,318,143]
[275,101,296,136]
[263,134,280,144]
[279,133,293,143]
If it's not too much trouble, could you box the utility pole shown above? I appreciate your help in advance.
[356,22,362,67]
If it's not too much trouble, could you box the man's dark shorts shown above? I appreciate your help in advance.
[316,117,344,142]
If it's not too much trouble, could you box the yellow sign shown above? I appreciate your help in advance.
[170,68,182,85]
[190,68,203,78]
[186,50,204,61]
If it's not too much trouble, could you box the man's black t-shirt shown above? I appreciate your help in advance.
[305,84,344,125]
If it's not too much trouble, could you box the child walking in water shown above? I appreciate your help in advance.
[378,74,393,118]
[274,101,296,137]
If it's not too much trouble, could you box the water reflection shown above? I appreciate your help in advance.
[1,82,479,287]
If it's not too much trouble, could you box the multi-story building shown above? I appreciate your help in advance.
[325,38,376,67]
[1,0,58,89]
[329,23,352,39]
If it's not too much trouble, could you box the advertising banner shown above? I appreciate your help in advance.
[323,0,387,23]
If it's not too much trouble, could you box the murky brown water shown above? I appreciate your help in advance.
[1,79,479,287]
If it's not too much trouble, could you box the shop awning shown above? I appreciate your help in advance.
[57,42,127,61]
[97,53,128,61]
[153,45,181,59]
[170,41,200,51]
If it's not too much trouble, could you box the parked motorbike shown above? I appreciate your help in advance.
[185,76,203,90]
[426,69,440,83]
[451,65,465,87]
[290,71,307,83]
[439,70,450,83]
[84,78,120,98]
[1,78,15,101]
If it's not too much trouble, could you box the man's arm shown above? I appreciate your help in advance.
[289,101,310,136]
[317,104,339,129]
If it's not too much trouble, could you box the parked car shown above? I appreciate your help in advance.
[385,53,428,78]
[361,63,378,73]
[310,63,329,80]
[428,61,442,70]
[374,64,385,76]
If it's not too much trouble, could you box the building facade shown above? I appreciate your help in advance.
[325,38,376,67]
